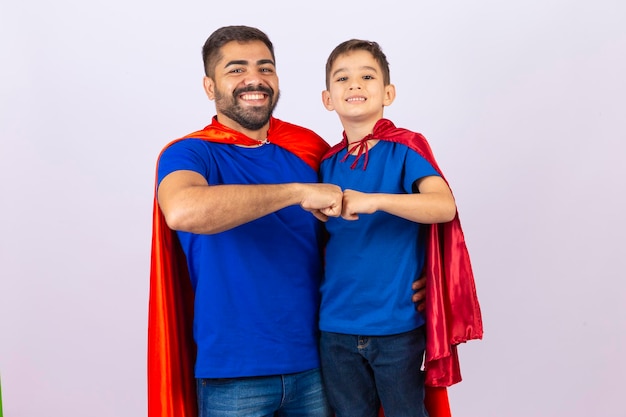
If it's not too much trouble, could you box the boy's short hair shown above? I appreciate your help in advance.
[202,25,275,78]
[325,39,390,89]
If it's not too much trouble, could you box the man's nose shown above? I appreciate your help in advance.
[243,69,266,86]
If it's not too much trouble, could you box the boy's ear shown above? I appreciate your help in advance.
[321,90,335,111]
[203,76,216,101]
[383,84,396,107]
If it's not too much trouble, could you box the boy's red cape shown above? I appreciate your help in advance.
[322,118,483,390]
[148,117,466,417]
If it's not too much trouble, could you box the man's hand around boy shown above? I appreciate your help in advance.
[412,276,427,312]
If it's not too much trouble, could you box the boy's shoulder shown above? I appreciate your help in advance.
[379,119,435,155]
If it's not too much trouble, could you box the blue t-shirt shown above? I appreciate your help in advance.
[158,139,324,378]
[319,140,439,335]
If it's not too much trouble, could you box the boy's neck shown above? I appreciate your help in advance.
[342,117,383,144]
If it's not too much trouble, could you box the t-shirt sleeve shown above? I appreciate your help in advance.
[157,139,208,186]
[402,149,440,193]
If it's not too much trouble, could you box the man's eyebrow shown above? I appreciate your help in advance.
[224,60,249,68]
[224,59,275,68]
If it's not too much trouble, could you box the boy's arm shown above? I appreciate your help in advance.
[340,176,456,224]
[158,170,343,234]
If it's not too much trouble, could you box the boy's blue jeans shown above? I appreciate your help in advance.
[320,327,429,417]
[196,368,331,417]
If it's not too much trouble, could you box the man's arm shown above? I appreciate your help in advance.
[340,176,456,223]
[158,170,343,234]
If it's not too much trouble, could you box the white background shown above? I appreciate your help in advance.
[1,1,625,416]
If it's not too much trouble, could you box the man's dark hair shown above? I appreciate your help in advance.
[202,25,275,78]
[325,39,390,89]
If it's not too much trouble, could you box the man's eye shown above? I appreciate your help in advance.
[230,68,244,73]
[260,67,274,73]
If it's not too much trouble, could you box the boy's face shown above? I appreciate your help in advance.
[203,40,280,132]
[322,50,395,125]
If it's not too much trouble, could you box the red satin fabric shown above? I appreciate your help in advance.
[181,116,328,172]
[148,198,197,417]
[322,119,483,388]
[147,117,329,417]
[424,387,453,417]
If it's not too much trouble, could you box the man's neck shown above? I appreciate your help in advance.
[215,114,270,142]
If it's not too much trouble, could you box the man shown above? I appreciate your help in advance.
[148,26,433,417]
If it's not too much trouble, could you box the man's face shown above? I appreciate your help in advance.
[204,40,280,132]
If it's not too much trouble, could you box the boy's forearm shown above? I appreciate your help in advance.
[375,192,457,224]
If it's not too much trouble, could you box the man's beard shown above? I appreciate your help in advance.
[215,85,280,131]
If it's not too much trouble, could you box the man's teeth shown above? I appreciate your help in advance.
[242,93,265,100]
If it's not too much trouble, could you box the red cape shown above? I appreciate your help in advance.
[322,118,483,388]
[148,117,329,417]
[148,116,460,417]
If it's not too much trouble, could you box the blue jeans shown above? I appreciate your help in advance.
[320,327,428,417]
[196,368,331,417]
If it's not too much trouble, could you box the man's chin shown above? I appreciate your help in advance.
[239,120,271,131]
[243,109,272,126]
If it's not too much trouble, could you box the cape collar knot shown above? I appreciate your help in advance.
[341,132,374,170]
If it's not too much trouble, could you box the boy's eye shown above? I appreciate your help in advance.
[337,76,348,82]
[363,75,373,80]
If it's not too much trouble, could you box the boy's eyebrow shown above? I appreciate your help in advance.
[331,65,378,78]
[224,59,275,68]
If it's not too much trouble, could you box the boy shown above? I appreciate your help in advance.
[318,39,482,417]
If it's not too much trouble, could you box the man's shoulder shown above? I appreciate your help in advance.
[159,136,204,154]
[270,118,325,142]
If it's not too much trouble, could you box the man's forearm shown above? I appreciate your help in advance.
[162,183,305,235]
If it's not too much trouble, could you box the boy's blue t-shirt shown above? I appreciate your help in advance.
[319,140,439,336]
[158,139,324,378]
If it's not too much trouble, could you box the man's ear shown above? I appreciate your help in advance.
[383,84,396,107]
[203,76,216,101]
[321,90,335,111]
